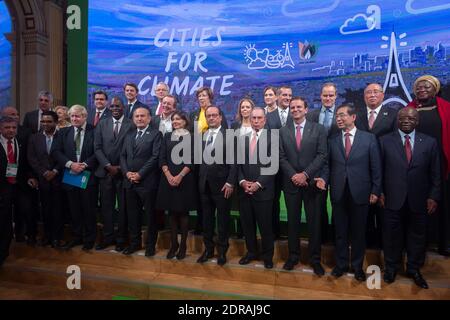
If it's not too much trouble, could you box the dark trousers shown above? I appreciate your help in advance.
[319,188,332,244]
[99,175,127,244]
[366,205,383,248]
[383,200,427,273]
[272,173,282,237]
[66,185,97,244]
[13,186,36,239]
[239,196,274,261]
[39,182,64,241]
[332,183,368,271]
[126,187,157,249]
[200,182,231,255]
[0,184,14,263]
[284,187,322,264]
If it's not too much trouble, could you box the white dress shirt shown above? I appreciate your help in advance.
[341,126,357,147]
[367,105,382,122]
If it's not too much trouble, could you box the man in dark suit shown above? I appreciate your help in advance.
[152,95,177,135]
[197,106,237,266]
[266,85,292,239]
[355,83,398,248]
[379,107,440,289]
[306,83,340,244]
[120,106,162,256]
[153,82,169,117]
[87,90,111,127]
[318,104,382,281]
[27,111,64,248]
[94,97,134,251]
[279,97,327,275]
[123,83,151,119]
[22,91,53,134]
[238,108,276,269]
[0,117,37,266]
[52,105,98,251]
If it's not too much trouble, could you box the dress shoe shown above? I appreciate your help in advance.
[197,250,214,263]
[62,239,83,250]
[39,238,51,247]
[26,237,37,246]
[145,247,156,257]
[282,259,298,271]
[354,269,366,282]
[438,248,449,257]
[311,263,325,276]
[331,266,348,278]
[264,260,274,269]
[95,242,112,251]
[383,270,397,284]
[166,245,179,259]
[123,246,140,255]
[82,242,94,251]
[239,254,256,265]
[115,243,126,252]
[51,240,64,249]
[217,253,227,266]
[15,235,25,243]
[407,271,429,289]
[176,246,187,260]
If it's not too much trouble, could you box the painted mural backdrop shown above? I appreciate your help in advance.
[0,0,11,108]
[88,0,450,122]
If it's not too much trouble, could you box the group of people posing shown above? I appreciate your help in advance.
[0,75,449,291]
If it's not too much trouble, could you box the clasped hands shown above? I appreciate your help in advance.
[240,180,260,195]
[291,172,308,187]
[126,172,141,184]
[70,162,87,174]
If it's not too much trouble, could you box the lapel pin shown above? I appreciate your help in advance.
[383,112,388,116]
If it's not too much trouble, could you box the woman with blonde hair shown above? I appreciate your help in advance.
[231,97,255,136]
[54,105,71,129]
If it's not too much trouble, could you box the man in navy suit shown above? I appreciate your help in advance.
[318,104,382,281]
[379,107,440,289]
[87,90,111,127]
[266,85,292,239]
[120,106,162,256]
[52,105,98,251]
[123,83,151,119]
[22,91,53,134]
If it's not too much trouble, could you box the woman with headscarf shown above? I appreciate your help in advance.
[407,75,450,256]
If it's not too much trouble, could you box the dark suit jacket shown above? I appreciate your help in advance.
[22,109,41,133]
[322,129,382,205]
[306,107,340,137]
[120,127,162,190]
[198,127,237,194]
[124,100,151,119]
[379,131,441,213]
[237,130,275,201]
[0,135,32,192]
[52,124,98,187]
[355,106,398,138]
[27,132,61,185]
[94,117,134,178]
[87,107,111,126]
[279,120,327,193]
[266,108,292,130]
[188,108,228,133]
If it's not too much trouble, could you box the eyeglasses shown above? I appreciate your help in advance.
[365,90,383,95]
[335,113,350,119]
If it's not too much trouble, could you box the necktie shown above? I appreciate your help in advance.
[280,110,286,127]
[405,134,412,164]
[368,110,376,130]
[94,111,101,127]
[296,125,302,150]
[156,103,162,116]
[344,132,352,159]
[136,130,143,140]
[75,127,82,156]
[46,136,52,154]
[113,121,119,139]
[250,132,258,158]
[323,109,332,131]
[128,104,133,117]
[206,131,214,147]
[7,139,16,184]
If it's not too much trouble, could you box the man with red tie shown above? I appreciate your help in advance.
[379,107,440,289]
[0,116,37,266]
[87,90,111,127]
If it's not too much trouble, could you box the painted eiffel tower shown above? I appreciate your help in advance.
[382,31,412,107]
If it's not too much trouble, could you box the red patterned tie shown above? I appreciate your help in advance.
[345,132,352,159]
[7,139,16,184]
[405,134,412,164]
[368,110,376,130]
[296,125,302,150]
[94,111,101,127]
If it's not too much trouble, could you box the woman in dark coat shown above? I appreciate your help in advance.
[156,111,197,260]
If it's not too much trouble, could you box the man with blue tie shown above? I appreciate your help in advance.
[379,107,440,289]
[27,111,64,248]
[318,104,382,281]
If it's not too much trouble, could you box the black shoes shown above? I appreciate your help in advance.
[95,242,114,251]
[176,246,187,260]
[283,259,298,271]
[62,239,83,250]
[166,245,179,259]
[39,238,51,247]
[197,250,214,263]
[51,240,64,249]
[264,260,274,269]
[354,269,367,282]
[145,247,156,257]
[82,242,94,252]
[217,253,227,266]
[238,253,256,265]
[115,243,126,252]
[407,271,429,289]
[311,263,325,276]
[26,237,37,246]
[331,266,348,278]
[123,245,141,255]
[383,270,397,284]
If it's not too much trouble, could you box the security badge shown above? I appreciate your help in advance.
[6,163,18,177]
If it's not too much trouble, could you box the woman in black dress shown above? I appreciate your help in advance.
[156,111,198,260]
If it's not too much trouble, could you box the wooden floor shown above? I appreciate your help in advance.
[0,231,449,300]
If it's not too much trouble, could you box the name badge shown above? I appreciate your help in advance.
[6,163,18,177]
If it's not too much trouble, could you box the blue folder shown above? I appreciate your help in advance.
[62,168,91,189]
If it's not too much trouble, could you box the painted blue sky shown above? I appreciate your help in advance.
[0,0,11,106]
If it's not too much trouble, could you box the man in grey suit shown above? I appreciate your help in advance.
[22,91,53,134]
[318,104,382,281]
[279,97,328,275]
[94,97,134,251]
[120,106,162,256]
